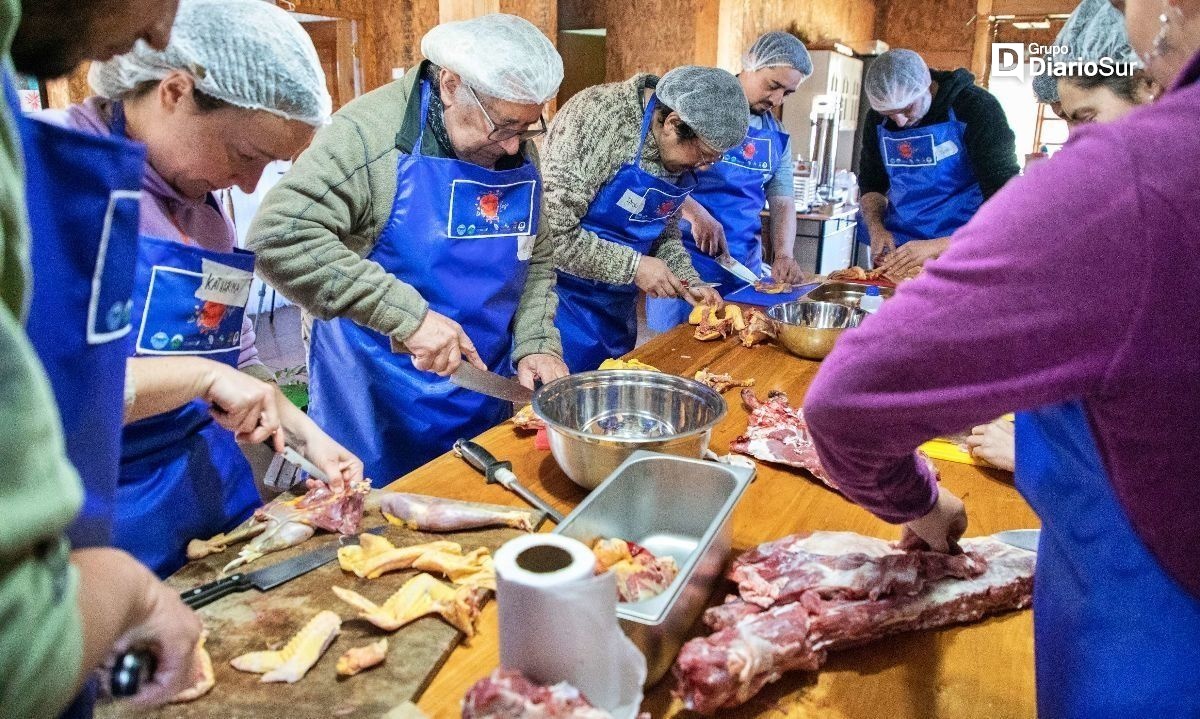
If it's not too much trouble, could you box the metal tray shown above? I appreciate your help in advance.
[553,451,754,685]
[804,280,896,308]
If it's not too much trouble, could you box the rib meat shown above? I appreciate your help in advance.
[730,390,833,488]
[673,533,1035,714]
[461,668,619,719]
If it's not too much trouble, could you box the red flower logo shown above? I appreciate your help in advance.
[477,191,501,222]
[196,301,230,334]
[657,201,677,216]
[741,142,757,160]
[898,141,914,160]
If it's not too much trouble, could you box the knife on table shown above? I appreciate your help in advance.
[993,529,1040,552]
[450,363,534,405]
[717,253,762,285]
[454,438,565,523]
[179,525,387,609]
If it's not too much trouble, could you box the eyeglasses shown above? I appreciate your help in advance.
[464,84,548,142]
[693,138,724,166]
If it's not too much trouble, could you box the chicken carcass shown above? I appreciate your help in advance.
[592,538,679,603]
[231,610,340,684]
[332,573,484,636]
[336,638,389,677]
[380,492,533,532]
[739,309,775,347]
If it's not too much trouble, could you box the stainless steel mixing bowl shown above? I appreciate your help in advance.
[531,370,727,490]
[767,300,864,360]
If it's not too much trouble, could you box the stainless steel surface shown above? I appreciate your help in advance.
[767,300,865,360]
[804,280,896,308]
[993,529,1040,553]
[454,439,565,523]
[450,363,534,404]
[554,451,755,686]
[717,253,761,284]
[531,370,727,490]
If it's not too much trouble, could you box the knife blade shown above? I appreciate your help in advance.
[717,253,762,285]
[180,526,386,609]
[450,363,534,405]
[993,529,1039,552]
[454,438,565,523]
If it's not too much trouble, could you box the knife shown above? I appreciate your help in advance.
[180,526,387,609]
[450,363,534,405]
[717,253,762,285]
[993,529,1039,552]
[261,436,330,490]
[453,439,565,523]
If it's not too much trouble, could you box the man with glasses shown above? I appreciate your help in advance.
[542,65,750,372]
[248,14,567,482]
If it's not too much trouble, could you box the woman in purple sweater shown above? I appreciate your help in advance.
[804,0,1200,714]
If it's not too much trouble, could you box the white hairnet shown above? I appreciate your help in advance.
[89,0,331,127]
[421,14,562,104]
[743,31,813,74]
[657,65,750,152]
[1056,0,1140,66]
[864,49,932,111]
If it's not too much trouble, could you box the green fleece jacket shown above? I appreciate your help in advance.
[246,64,560,361]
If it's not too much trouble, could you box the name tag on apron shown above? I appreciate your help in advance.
[195,258,254,307]
[516,234,535,261]
[447,178,537,239]
[628,186,690,224]
[883,134,936,167]
[933,140,960,161]
[720,135,774,172]
[136,266,243,355]
[87,191,141,344]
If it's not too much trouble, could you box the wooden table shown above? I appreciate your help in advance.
[389,323,1039,719]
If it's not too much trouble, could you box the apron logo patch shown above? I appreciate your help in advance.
[477,190,503,223]
[448,179,538,239]
[741,142,757,159]
[137,265,246,356]
[898,141,914,159]
[627,186,690,224]
[721,135,774,172]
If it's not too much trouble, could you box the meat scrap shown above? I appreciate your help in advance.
[694,367,755,394]
[828,266,884,282]
[171,632,215,703]
[598,357,659,371]
[730,389,834,489]
[753,279,793,294]
[380,492,533,532]
[511,404,546,432]
[739,309,775,347]
[338,534,495,590]
[673,533,1035,713]
[690,305,746,341]
[462,668,631,719]
[332,573,484,637]
[592,538,679,603]
[231,610,341,684]
[336,638,388,677]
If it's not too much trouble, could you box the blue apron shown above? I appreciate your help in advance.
[308,81,539,486]
[554,96,695,371]
[1015,401,1200,717]
[877,108,983,245]
[646,112,786,331]
[19,100,143,550]
[111,104,259,576]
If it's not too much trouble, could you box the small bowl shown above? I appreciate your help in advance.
[767,300,864,360]
[531,371,727,490]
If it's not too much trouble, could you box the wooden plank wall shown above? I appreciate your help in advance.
[875,0,979,72]
[716,0,880,71]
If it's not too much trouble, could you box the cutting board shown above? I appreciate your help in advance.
[97,493,545,719]
[724,281,819,307]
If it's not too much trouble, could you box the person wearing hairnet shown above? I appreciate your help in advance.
[1052,0,1161,126]
[645,32,812,331]
[248,14,567,484]
[27,0,362,576]
[543,66,746,371]
[805,0,1200,712]
[858,49,1019,280]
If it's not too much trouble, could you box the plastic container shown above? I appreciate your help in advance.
[859,285,883,313]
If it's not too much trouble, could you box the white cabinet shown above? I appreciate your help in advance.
[780,51,864,173]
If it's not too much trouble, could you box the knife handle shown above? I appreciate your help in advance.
[110,648,157,697]
[453,439,512,482]
[181,573,250,609]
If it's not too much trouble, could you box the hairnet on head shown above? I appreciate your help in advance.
[421,14,562,104]
[864,49,932,111]
[1032,71,1060,104]
[1056,0,1140,66]
[743,31,813,75]
[88,0,331,127]
[656,65,750,152]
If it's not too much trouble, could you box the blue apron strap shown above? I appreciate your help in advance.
[632,94,659,168]
[110,101,128,138]
[413,81,432,157]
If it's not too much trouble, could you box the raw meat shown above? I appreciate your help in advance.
[461,668,617,719]
[511,404,546,432]
[730,389,834,488]
[380,492,534,532]
[332,573,484,636]
[739,309,775,347]
[286,476,371,535]
[828,266,885,282]
[591,538,679,603]
[673,533,1035,713]
[336,638,389,677]
[337,534,495,589]
[753,280,793,294]
[230,611,341,684]
[694,367,755,394]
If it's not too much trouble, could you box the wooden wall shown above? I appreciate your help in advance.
[716,0,880,70]
[875,0,978,72]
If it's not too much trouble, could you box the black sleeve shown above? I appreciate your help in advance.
[957,88,1021,199]
[858,111,889,196]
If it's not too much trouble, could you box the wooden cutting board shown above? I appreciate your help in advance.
[97,493,545,719]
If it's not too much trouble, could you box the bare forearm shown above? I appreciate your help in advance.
[860,193,889,233]
[71,548,152,691]
[767,195,796,258]
[124,357,217,423]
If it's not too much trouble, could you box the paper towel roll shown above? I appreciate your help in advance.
[495,534,647,719]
